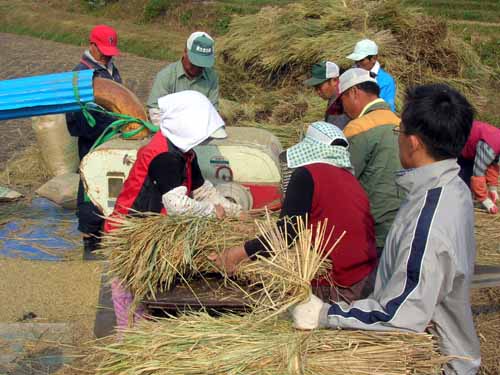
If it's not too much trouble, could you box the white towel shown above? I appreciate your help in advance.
[158,90,226,152]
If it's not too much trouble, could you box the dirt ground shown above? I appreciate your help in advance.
[0,32,499,374]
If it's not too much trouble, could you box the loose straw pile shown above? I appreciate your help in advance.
[94,313,445,375]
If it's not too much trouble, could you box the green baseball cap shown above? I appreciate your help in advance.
[304,61,340,87]
[187,31,215,68]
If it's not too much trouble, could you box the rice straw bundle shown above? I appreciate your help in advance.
[93,313,445,375]
[236,214,344,319]
[219,0,491,107]
[216,0,492,148]
[101,213,259,308]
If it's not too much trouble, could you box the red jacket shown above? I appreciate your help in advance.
[104,131,193,232]
[461,120,500,160]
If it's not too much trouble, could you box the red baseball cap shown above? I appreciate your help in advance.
[89,25,120,57]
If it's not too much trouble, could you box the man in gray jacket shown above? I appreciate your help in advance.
[291,83,481,374]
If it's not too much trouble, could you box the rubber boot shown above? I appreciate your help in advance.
[83,235,104,261]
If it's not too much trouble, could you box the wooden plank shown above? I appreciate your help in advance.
[142,277,248,311]
[471,264,500,289]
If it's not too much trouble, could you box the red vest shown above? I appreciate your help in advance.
[306,163,377,287]
[104,132,193,232]
[461,120,500,160]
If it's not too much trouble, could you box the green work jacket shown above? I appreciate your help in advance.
[343,99,402,248]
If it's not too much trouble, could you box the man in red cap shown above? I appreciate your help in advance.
[66,24,122,260]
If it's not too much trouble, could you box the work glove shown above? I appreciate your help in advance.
[162,186,217,217]
[481,198,499,215]
[192,181,242,217]
[488,186,498,204]
[148,108,161,127]
[290,294,325,330]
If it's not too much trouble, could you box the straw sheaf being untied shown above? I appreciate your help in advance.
[235,213,341,320]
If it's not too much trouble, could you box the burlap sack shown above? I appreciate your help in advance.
[35,173,79,209]
[32,114,79,177]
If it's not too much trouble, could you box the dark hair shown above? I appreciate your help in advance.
[402,84,474,160]
[331,139,348,147]
[355,81,380,97]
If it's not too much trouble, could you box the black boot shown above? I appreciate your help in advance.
[83,235,104,261]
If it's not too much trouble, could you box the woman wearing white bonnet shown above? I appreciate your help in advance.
[104,90,241,329]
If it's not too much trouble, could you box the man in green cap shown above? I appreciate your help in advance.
[147,31,219,126]
[304,61,350,129]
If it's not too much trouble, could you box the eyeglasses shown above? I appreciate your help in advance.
[392,125,405,135]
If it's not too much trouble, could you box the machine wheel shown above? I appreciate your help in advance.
[215,182,253,211]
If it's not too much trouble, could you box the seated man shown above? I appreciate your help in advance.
[147,31,219,126]
[347,39,396,111]
[304,61,350,129]
[458,120,500,214]
[291,84,481,375]
[339,68,402,251]
[210,122,378,303]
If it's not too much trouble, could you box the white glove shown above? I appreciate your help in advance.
[192,181,242,217]
[488,186,498,204]
[148,108,161,127]
[290,294,325,330]
[481,197,499,214]
[162,186,216,217]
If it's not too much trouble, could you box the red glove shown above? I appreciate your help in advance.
[482,198,499,214]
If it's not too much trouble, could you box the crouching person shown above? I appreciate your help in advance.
[104,90,241,329]
[458,120,500,214]
[210,122,378,303]
[291,84,481,374]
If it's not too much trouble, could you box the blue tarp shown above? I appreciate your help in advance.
[0,70,94,120]
[0,198,80,261]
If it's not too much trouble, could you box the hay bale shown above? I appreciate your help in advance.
[90,313,446,375]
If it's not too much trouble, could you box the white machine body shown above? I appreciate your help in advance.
[80,127,283,216]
